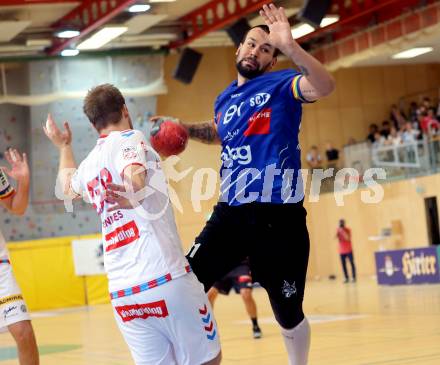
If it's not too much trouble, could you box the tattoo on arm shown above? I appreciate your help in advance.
[299,65,310,76]
[186,121,219,144]
[302,89,315,95]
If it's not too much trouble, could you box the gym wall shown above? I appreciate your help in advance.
[0,55,162,241]
[8,234,109,310]
[305,174,440,278]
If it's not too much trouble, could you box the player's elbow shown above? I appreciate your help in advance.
[319,75,336,97]
[63,186,73,197]
[10,206,27,216]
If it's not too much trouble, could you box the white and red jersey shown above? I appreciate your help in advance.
[0,231,8,262]
[71,129,189,293]
[0,170,15,260]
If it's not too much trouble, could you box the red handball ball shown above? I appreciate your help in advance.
[150,118,189,157]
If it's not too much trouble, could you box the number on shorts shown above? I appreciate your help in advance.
[188,242,201,258]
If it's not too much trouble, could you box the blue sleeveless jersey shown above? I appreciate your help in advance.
[215,69,309,206]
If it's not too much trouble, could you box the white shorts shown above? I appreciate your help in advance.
[112,272,221,365]
[0,261,30,333]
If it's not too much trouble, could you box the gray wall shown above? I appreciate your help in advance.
[0,55,161,241]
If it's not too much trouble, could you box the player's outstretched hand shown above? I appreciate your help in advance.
[0,148,29,183]
[43,114,73,149]
[259,3,295,53]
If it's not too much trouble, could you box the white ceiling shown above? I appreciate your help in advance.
[150,0,213,21]
[0,2,78,28]
[0,20,32,42]
[0,0,438,70]
[353,30,440,67]
[324,20,440,71]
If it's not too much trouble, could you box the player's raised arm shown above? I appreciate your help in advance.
[43,114,79,199]
[151,116,221,145]
[260,4,335,101]
[0,148,30,215]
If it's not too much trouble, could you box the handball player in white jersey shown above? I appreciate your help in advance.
[0,148,39,365]
[43,84,221,365]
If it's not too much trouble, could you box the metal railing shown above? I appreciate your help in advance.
[318,136,440,194]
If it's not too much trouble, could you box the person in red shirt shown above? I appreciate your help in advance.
[420,110,440,135]
[336,219,357,283]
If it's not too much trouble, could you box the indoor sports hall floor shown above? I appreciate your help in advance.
[1,277,439,365]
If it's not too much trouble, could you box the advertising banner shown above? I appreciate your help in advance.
[72,238,105,276]
[375,247,440,285]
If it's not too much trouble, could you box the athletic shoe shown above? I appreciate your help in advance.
[253,325,262,339]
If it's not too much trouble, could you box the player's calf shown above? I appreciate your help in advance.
[207,287,219,308]
[8,320,39,365]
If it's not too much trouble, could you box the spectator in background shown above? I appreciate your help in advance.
[420,109,440,135]
[372,131,385,149]
[390,104,407,130]
[415,112,424,131]
[417,104,427,120]
[422,97,433,111]
[380,120,391,138]
[384,126,402,146]
[409,101,419,123]
[325,141,339,169]
[401,121,420,143]
[306,145,322,169]
[346,137,357,146]
[367,124,379,143]
[336,219,356,283]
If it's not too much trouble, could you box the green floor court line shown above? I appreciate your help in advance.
[0,344,82,361]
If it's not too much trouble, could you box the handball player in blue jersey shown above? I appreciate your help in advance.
[182,5,335,364]
[113,3,335,364]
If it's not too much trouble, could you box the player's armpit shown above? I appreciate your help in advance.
[0,194,14,211]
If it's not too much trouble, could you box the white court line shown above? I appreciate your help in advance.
[234,314,367,325]
[30,306,90,318]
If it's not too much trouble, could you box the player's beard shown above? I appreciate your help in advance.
[236,57,272,80]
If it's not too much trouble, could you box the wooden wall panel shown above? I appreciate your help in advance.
[339,107,366,145]
[359,66,386,106]
[316,108,344,148]
[336,68,362,108]
[383,66,406,107]
[404,64,430,95]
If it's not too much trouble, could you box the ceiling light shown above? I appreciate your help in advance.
[392,47,433,59]
[291,24,314,39]
[128,4,151,12]
[61,48,79,57]
[55,29,80,39]
[291,15,339,39]
[77,27,128,50]
[320,15,339,27]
